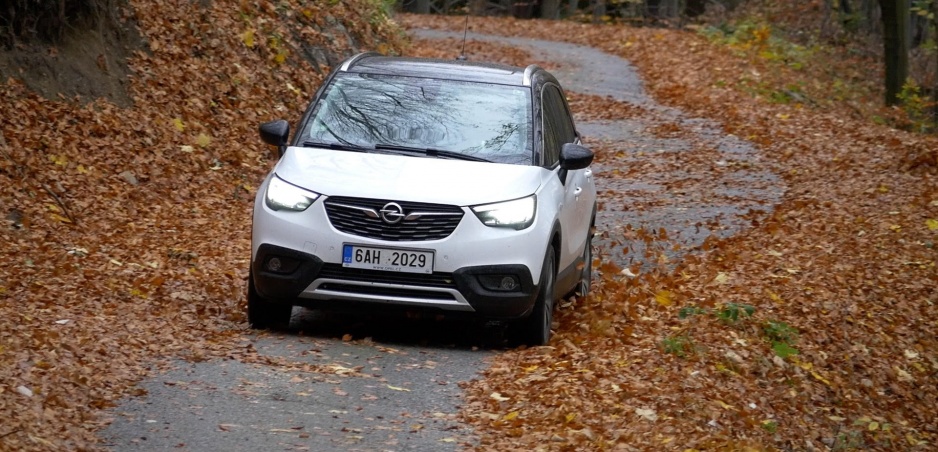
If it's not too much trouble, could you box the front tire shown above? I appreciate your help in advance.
[515,247,556,346]
[247,271,293,330]
[565,221,594,300]
[577,227,593,297]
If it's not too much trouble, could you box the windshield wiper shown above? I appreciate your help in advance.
[302,141,371,153]
[373,143,491,162]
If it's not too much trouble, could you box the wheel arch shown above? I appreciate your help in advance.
[548,218,563,297]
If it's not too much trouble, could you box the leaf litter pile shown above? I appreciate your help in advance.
[0,3,935,450]
[401,14,937,451]
[0,0,402,449]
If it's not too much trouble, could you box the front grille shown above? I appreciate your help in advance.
[318,283,458,301]
[317,264,456,289]
[324,196,463,241]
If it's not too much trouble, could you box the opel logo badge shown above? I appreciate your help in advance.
[379,202,405,224]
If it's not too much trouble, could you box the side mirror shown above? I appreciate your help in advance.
[560,143,594,170]
[259,120,290,157]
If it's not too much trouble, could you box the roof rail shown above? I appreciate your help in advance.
[522,64,541,87]
[340,52,381,72]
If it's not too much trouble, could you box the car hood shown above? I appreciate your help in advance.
[274,146,544,206]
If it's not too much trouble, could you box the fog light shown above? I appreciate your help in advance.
[478,274,521,292]
[263,255,301,274]
[499,276,518,291]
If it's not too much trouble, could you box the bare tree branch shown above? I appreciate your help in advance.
[0,130,78,225]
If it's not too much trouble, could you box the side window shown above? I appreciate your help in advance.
[541,85,575,168]
[550,87,577,144]
[540,86,563,167]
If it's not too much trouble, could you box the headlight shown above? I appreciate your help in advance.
[471,195,536,230]
[265,175,319,211]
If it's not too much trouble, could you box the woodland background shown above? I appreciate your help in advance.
[1,0,936,450]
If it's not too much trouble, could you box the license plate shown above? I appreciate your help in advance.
[342,245,434,274]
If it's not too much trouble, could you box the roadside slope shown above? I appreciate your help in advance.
[0,1,400,449]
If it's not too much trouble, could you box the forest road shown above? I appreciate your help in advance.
[98,29,783,451]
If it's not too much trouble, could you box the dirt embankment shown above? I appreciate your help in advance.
[0,1,402,450]
[0,0,390,106]
[0,1,142,106]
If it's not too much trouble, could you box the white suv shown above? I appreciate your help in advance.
[249,53,596,345]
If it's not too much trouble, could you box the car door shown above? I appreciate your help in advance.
[552,87,595,242]
[541,84,593,275]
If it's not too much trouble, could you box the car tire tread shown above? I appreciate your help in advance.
[578,226,593,297]
[515,247,555,346]
[247,271,293,330]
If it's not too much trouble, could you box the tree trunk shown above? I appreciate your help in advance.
[645,0,657,17]
[933,0,938,126]
[400,0,430,13]
[822,0,832,37]
[591,0,605,23]
[469,0,486,15]
[512,0,536,18]
[862,0,880,33]
[685,0,707,17]
[541,0,561,19]
[415,0,430,14]
[879,0,909,106]
[661,0,680,18]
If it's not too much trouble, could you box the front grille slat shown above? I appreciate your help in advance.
[324,197,463,241]
[319,283,457,300]
[317,264,456,289]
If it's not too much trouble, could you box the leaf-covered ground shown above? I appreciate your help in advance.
[0,4,935,451]
[0,1,402,449]
[400,14,937,451]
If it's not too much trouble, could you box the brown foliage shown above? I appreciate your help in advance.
[1,4,935,450]
[401,13,937,451]
[0,0,401,449]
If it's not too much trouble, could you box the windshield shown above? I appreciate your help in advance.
[301,73,533,165]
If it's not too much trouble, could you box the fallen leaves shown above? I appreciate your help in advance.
[653,289,672,307]
[712,271,729,284]
[0,3,935,451]
[240,29,256,48]
[15,386,33,398]
[195,133,212,148]
[489,392,509,402]
[400,12,938,452]
[0,0,403,449]
[634,408,658,421]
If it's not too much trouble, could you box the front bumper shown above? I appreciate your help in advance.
[252,244,539,319]
[251,174,556,320]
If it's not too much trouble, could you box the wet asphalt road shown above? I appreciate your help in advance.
[100,312,488,451]
[99,30,783,451]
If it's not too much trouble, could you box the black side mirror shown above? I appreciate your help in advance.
[560,143,594,170]
[259,120,290,157]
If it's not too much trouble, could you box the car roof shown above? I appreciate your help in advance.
[339,53,542,87]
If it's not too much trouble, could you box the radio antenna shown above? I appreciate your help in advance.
[456,15,469,61]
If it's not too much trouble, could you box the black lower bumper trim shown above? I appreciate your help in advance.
[252,244,323,300]
[251,244,538,320]
[453,264,537,319]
